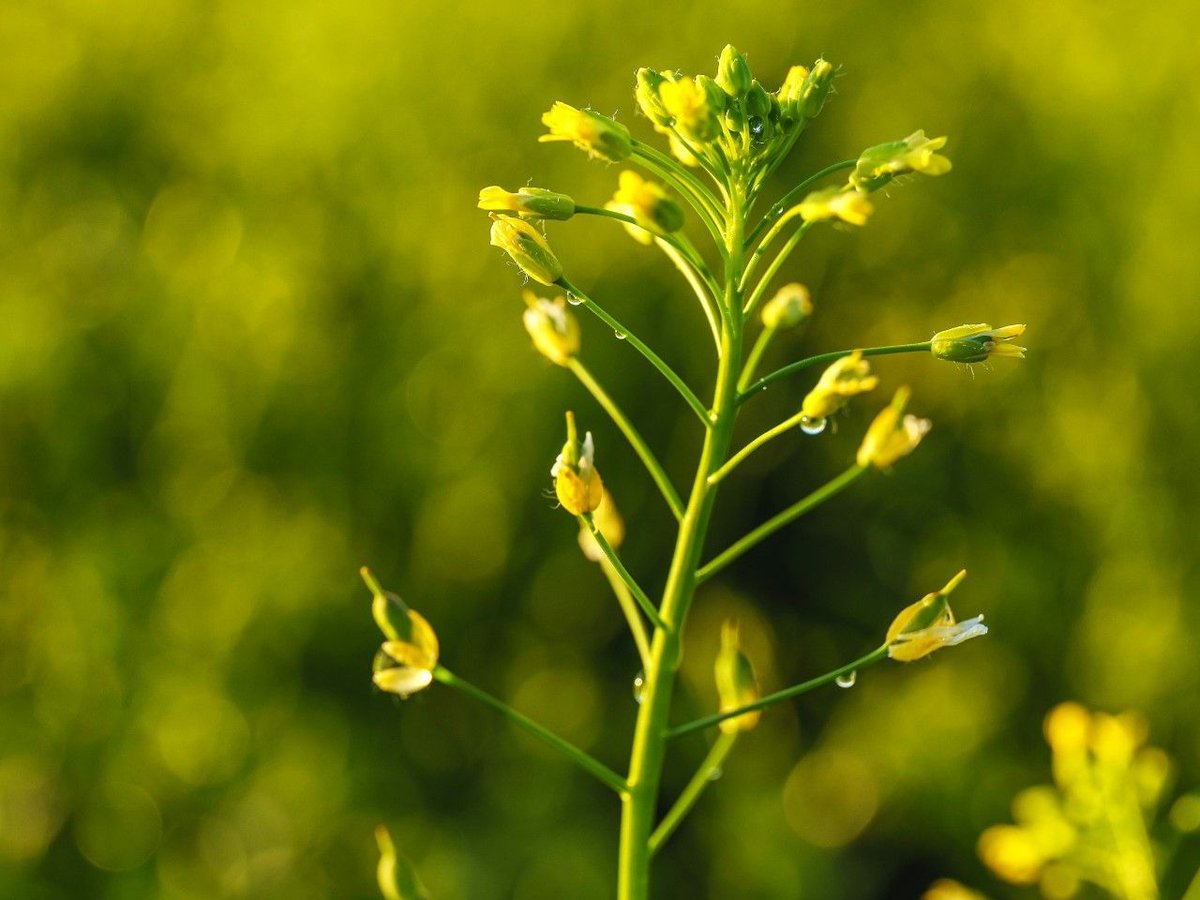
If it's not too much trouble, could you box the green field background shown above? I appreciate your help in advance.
[1,1,1197,897]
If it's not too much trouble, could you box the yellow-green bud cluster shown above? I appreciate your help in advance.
[489,214,563,286]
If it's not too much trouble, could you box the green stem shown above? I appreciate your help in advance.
[575,206,720,296]
[580,514,665,631]
[648,731,738,854]
[568,358,684,521]
[744,159,856,248]
[707,411,805,486]
[696,464,868,583]
[667,646,890,740]
[1183,864,1200,900]
[667,126,730,202]
[737,326,776,392]
[599,557,652,670]
[557,277,710,425]
[742,222,812,317]
[739,342,933,403]
[632,139,725,234]
[434,666,628,794]
[656,239,721,349]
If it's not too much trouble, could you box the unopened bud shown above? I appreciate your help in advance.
[930,323,1026,363]
[716,45,753,98]
[851,130,951,193]
[489,214,563,285]
[856,386,931,469]
[714,620,761,734]
[761,283,813,330]
[522,290,579,365]
[478,185,575,221]
[539,101,632,162]
[551,411,603,516]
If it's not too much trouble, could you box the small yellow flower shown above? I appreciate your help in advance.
[776,65,810,119]
[522,290,579,366]
[577,489,625,562]
[539,102,632,162]
[796,186,874,226]
[851,130,952,192]
[659,76,721,143]
[489,214,563,285]
[856,386,932,469]
[930,323,1027,363]
[886,570,987,662]
[921,880,988,900]
[761,282,813,330]
[714,620,761,734]
[978,825,1046,885]
[605,171,685,244]
[361,568,439,699]
[800,350,879,420]
[797,58,835,119]
[477,185,575,221]
[551,411,603,516]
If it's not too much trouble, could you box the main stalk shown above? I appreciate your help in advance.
[616,186,746,899]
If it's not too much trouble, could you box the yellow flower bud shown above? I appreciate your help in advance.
[797,186,874,226]
[489,214,563,285]
[978,824,1046,885]
[362,568,439,699]
[851,130,952,193]
[760,282,813,330]
[776,65,810,121]
[714,620,761,734]
[1044,702,1091,754]
[577,489,625,562]
[800,350,879,420]
[856,386,931,469]
[375,825,430,900]
[797,59,835,119]
[522,290,579,366]
[886,570,987,662]
[539,101,632,162]
[478,185,575,221]
[716,44,753,98]
[922,880,988,900]
[659,76,721,143]
[635,68,673,126]
[931,323,1027,363]
[551,411,603,516]
[605,171,685,244]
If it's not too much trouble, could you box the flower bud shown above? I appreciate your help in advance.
[551,411,603,516]
[660,77,721,144]
[605,171,685,244]
[375,825,430,900]
[478,185,576,221]
[851,130,951,192]
[801,350,879,419]
[362,568,439,698]
[796,187,873,226]
[761,282,813,330]
[635,68,673,126]
[522,290,579,365]
[798,59,835,119]
[716,45,753,98]
[577,489,625,562]
[714,620,761,734]
[539,101,632,162]
[777,65,810,120]
[856,386,931,469]
[930,323,1027,363]
[744,80,774,143]
[886,570,986,662]
[489,214,563,285]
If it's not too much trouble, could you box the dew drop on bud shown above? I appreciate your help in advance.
[748,116,765,139]
[614,331,627,340]
[835,670,857,689]
[800,415,827,435]
[708,767,723,781]
[632,670,646,703]
[566,292,583,306]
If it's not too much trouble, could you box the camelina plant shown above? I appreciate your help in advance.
[365,45,1026,899]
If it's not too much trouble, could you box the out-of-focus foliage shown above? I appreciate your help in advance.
[0,1,1197,898]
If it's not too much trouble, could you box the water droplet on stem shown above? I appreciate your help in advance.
[800,415,827,435]
[835,670,857,689]
[632,671,646,703]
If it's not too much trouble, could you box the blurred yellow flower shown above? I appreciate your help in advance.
[605,171,684,244]
[922,879,989,900]
[797,186,873,226]
[852,130,952,192]
[886,569,986,661]
[578,489,625,562]
[522,290,579,366]
[552,411,603,516]
[362,568,440,699]
[801,350,878,420]
[714,620,761,734]
[659,76,721,143]
[857,386,932,470]
[761,282,813,330]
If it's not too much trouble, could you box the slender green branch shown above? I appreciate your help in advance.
[434,666,628,793]
[707,411,804,486]
[667,646,890,740]
[599,558,651,669]
[742,222,812,317]
[630,139,725,246]
[739,342,933,404]
[575,206,720,296]
[737,326,776,392]
[557,277,711,425]
[696,464,868,583]
[648,731,738,853]
[567,358,684,521]
[744,159,857,248]
[580,514,665,631]
[667,125,730,203]
[1183,863,1200,900]
[657,239,721,350]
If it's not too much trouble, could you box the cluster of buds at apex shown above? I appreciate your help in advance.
[797,186,874,226]
[714,620,761,734]
[522,290,579,366]
[851,130,952,193]
[886,570,987,662]
[605,171,685,245]
[362,568,439,698]
[477,185,575,221]
[931,323,1027,363]
[857,386,931,469]
[551,411,604,516]
[577,490,625,562]
[761,282,813,330]
[539,102,632,163]
[659,76,724,144]
[801,350,879,420]
[489,214,563,286]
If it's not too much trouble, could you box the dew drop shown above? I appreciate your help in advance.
[835,670,857,689]
[566,292,583,306]
[800,415,827,435]
[614,331,627,340]
[748,116,765,139]
[708,767,723,781]
[632,671,646,703]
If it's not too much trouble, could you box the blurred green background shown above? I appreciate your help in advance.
[1,1,1197,897]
